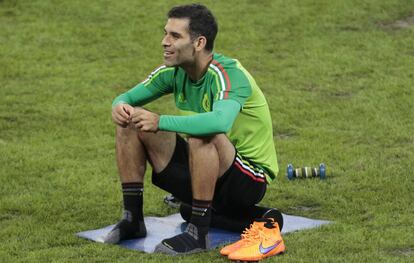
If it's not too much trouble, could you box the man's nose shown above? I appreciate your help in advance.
[161,35,170,47]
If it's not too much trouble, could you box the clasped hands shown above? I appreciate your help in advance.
[112,104,160,132]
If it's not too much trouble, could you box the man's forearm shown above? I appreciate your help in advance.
[112,84,162,108]
[159,100,240,136]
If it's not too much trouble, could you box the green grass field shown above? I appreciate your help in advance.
[1,0,414,262]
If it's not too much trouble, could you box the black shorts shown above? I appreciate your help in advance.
[152,135,267,214]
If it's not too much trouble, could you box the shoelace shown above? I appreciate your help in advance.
[240,219,277,243]
[240,224,263,244]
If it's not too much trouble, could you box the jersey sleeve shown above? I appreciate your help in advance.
[210,61,252,108]
[159,99,241,135]
[112,66,175,107]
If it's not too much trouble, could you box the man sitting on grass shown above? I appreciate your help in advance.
[105,3,279,255]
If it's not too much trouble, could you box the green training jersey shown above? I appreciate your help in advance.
[113,53,278,182]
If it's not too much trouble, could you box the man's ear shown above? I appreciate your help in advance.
[194,36,207,51]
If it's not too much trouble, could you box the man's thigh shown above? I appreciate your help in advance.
[187,134,236,178]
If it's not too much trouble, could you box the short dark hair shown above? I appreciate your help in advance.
[167,4,218,51]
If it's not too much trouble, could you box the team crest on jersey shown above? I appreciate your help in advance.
[178,93,185,103]
[202,93,211,112]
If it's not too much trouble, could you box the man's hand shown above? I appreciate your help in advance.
[112,104,134,127]
[130,108,160,132]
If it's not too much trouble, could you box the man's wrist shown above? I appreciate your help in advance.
[112,101,128,109]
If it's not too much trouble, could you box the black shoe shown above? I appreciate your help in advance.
[154,223,210,255]
[103,212,146,244]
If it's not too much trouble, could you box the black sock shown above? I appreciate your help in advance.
[189,199,212,237]
[103,182,146,243]
[122,182,143,222]
[154,199,212,253]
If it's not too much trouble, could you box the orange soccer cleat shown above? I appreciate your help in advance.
[227,218,285,261]
[220,219,268,256]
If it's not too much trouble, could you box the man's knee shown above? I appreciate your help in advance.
[115,125,154,142]
[116,125,137,139]
[187,136,211,149]
[187,134,228,150]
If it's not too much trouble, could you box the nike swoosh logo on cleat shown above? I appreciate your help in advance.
[259,240,282,254]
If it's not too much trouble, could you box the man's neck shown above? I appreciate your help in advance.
[182,52,213,81]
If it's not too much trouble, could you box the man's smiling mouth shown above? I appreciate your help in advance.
[164,51,175,57]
